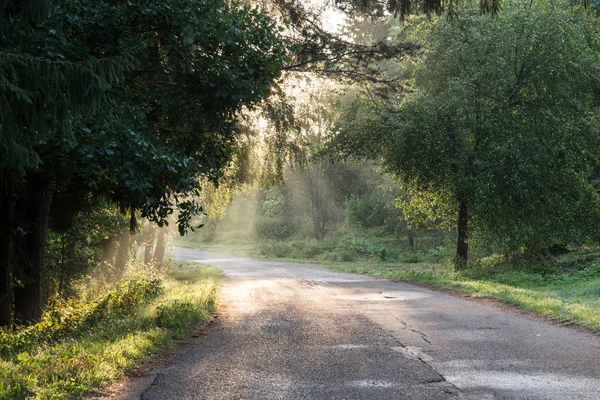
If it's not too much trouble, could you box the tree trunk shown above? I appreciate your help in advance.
[307,173,321,242]
[114,232,130,276]
[407,227,415,251]
[101,236,117,265]
[144,225,156,265]
[0,177,14,327]
[454,200,469,271]
[314,192,322,242]
[14,174,55,324]
[153,228,167,266]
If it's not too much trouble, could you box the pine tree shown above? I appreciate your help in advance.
[0,0,133,325]
[0,0,286,326]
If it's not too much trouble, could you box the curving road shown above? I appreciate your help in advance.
[137,247,600,399]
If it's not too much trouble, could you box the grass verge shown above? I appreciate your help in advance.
[327,257,600,331]
[211,235,600,331]
[0,261,220,400]
[173,238,600,332]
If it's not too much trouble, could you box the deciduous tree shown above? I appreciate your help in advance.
[335,1,600,268]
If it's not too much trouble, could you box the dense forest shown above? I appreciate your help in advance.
[2,0,600,395]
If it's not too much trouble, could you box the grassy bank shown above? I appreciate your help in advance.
[0,261,220,400]
[328,252,600,331]
[230,237,600,331]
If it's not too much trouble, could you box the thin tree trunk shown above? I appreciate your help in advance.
[455,200,469,271]
[153,228,167,266]
[14,174,55,324]
[307,173,321,242]
[57,233,66,298]
[114,232,130,276]
[407,227,415,251]
[0,177,14,327]
[144,225,156,265]
[314,187,321,242]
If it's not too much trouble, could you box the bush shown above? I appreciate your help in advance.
[290,242,324,259]
[255,216,295,240]
[402,252,423,263]
[89,277,163,321]
[0,277,164,358]
[345,195,390,228]
[334,235,403,261]
[338,250,358,262]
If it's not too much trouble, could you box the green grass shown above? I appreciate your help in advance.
[222,234,600,331]
[252,233,448,264]
[0,261,221,400]
[327,254,600,331]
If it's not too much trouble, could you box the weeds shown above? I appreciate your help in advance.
[0,260,220,399]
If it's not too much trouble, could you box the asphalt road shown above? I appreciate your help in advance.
[137,247,600,400]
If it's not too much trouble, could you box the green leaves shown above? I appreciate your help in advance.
[1,0,286,233]
[336,0,600,258]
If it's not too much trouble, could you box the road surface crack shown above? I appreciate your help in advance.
[396,318,432,345]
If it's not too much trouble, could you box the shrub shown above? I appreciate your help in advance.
[345,195,389,228]
[255,216,295,240]
[0,261,218,400]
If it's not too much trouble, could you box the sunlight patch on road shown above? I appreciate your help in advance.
[332,344,370,349]
[339,290,432,301]
[305,277,375,283]
[393,346,434,362]
[347,380,403,389]
[440,365,600,399]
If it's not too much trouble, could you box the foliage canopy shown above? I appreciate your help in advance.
[334,0,600,265]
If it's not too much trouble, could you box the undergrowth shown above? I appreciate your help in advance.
[255,231,449,264]
[0,260,220,400]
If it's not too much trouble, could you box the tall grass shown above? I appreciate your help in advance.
[0,260,220,400]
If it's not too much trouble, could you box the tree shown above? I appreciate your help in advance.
[333,0,548,18]
[284,81,345,241]
[45,203,128,298]
[0,0,286,325]
[335,0,600,269]
[0,0,134,326]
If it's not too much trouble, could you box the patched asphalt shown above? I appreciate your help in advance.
[136,248,600,399]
